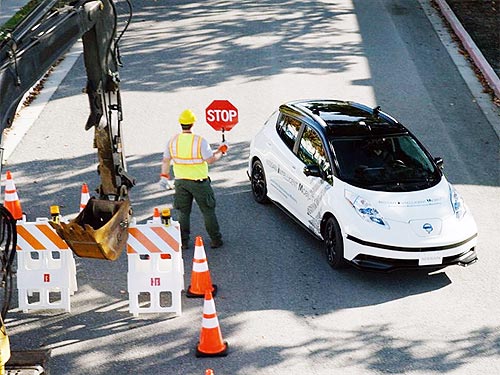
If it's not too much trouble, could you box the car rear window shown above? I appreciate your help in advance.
[277,115,301,151]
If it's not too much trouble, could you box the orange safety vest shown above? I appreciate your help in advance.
[169,133,209,180]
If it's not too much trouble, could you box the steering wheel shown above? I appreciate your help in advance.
[391,159,406,168]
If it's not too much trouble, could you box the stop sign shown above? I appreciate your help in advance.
[205,100,239,131]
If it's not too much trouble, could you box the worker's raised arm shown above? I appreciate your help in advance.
[205,143,228,164]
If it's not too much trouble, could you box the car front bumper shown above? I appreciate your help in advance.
[344,233,478,272]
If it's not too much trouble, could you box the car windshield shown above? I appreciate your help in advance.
[330,135,441,191]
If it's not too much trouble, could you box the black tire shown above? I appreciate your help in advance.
[323,216,345,269]
[251,159,269,204]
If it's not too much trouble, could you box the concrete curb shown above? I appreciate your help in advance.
[435,0,500,99]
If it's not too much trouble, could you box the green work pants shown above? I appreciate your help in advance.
[173,178,222,244]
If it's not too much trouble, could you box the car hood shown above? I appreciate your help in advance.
[347,178,453,223]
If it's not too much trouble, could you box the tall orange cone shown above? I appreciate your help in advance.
[3,171,23,220]
[79,183,90,212]
[186,236,217,298]
[196,291,228,357]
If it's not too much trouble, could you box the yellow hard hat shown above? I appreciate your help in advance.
[179,109,197,125]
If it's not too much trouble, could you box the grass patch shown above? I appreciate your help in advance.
[0,1,71,44]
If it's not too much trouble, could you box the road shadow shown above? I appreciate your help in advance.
[53,0,499,190]
[352,0,499,187]
[7,144,455,313]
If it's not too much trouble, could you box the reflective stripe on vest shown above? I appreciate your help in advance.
[169,134,209,180]
[169,134,204,164]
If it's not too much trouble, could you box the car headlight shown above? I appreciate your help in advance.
[344,190,390,229]
[449,184,466,219]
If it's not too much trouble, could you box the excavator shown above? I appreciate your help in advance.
[1,0,135,259]
[0,0,134,370]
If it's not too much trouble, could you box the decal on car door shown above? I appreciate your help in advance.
[295,125,334,235]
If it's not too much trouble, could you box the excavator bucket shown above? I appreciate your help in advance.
[50,197,131,261]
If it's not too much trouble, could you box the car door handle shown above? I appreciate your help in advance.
[291,165,296,170]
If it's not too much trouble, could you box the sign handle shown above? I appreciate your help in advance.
[222,128,226,143]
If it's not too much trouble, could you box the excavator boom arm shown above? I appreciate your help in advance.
[0,0,135,260]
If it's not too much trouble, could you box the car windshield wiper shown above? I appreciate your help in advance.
[379,177,437,189]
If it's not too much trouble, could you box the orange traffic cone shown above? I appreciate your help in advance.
[3,171,23,220]
[196,291,228,357]
[205,369,215,375]
[79,183,90,212]
[186,236,217,298]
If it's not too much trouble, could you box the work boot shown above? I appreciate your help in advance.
[210,238,223,249]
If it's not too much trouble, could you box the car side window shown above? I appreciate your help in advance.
[298,126,333,184]
[276,115,301,151]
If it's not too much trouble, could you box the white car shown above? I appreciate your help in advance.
[248,99,478,271]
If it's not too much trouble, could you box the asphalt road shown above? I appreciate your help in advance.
[4,1,500,374]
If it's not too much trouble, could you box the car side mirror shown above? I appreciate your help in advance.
[303,164,322,177]
[434,157,444,169]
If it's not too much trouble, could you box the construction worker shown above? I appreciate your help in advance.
[160,109,227,250]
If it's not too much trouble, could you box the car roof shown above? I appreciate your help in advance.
[280,99,409,137]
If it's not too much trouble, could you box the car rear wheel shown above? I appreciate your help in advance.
[251,159,269,204]
[324,216,345,269]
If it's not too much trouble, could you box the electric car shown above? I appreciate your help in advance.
[248,99,478,271]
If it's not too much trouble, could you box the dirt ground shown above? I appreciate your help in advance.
[443,0,499,100]
[446,0,499,73]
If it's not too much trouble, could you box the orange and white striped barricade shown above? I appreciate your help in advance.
[16,217,77,313]
[127,216,184,317]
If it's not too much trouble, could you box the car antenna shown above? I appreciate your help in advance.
[373,106,381,118]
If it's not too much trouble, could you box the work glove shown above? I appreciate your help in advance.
[159,175,174,190]
[218,142,228,155]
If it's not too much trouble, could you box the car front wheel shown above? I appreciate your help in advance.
[324,216,345,269]
[251,159,269,204]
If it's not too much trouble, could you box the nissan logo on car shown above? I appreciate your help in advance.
[423,223,433,233]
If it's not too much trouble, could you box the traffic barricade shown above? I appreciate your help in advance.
[16,217,77,313]
[127,214,184,317]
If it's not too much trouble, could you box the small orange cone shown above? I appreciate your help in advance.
[186,236,217,298]
[205,370,214,375]
[3,171,23,220]
[79,183,90,212]
[152,207,161,223]
[196,291,228,357]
